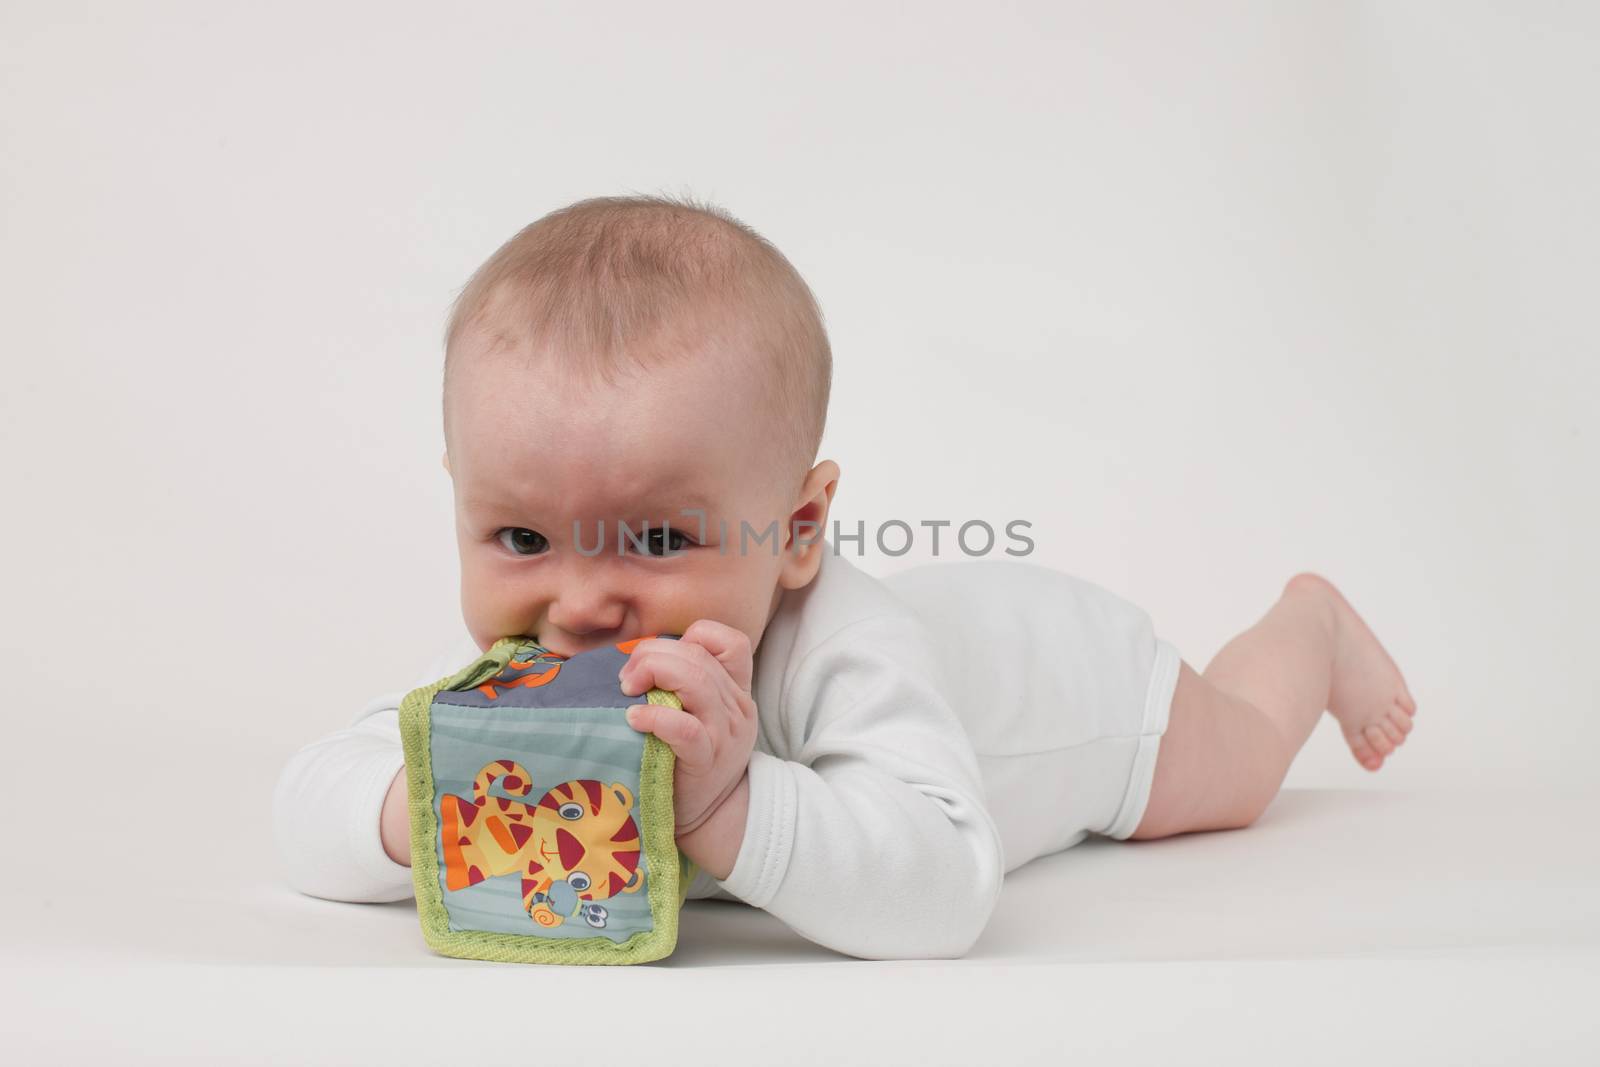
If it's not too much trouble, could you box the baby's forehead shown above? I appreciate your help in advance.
[453,314,774,423]
[450,362,785,505]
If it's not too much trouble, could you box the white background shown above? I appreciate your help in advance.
[4,2,1597,1061]
[6,2,1593,791]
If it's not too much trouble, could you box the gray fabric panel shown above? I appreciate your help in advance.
[434,634,681,711]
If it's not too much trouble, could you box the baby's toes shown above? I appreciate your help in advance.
[1376,715,1406,748]
[1348,729,1384,771]
[1389,705,1414,736]
[1364,723,1396,758]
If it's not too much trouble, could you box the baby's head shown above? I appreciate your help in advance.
[441,194,838,657]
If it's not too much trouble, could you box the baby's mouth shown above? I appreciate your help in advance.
[538,634,637,658]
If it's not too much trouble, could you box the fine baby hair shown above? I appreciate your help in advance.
[398,633,698,965]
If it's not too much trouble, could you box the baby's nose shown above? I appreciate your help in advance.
[545,576,626,638]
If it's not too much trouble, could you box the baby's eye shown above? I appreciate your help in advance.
[496,528,550,556]
[633,525,693,557]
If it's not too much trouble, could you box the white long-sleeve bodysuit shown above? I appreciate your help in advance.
[273,545,1182,961]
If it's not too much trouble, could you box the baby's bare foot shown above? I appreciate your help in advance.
[1286,573,1417,771]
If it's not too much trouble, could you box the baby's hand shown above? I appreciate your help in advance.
[618,621,757,838]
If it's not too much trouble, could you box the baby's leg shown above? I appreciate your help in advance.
[1129,574,1417,839]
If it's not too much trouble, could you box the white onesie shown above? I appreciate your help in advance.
[272,544,1182,960]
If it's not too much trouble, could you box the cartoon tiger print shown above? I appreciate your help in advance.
[439,759,644,930]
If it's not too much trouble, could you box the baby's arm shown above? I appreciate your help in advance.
[379,766,410,866]
[714,615,1006,960]
[272,704,413,902]
[273,638,474,902]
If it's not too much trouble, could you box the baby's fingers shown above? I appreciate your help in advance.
[620,647,723,718]
[625,702,713,769]
[679,619,755,692]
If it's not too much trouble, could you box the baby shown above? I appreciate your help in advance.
[273,194,1418,960]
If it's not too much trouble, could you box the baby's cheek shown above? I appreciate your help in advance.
[459,574,524,646]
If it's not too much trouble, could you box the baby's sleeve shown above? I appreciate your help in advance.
[710,615,1006,960]
[271,641,470,903]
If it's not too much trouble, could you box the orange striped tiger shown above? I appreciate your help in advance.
[439,759,644,930]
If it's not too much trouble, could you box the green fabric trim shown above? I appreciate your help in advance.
[398,636,699,965]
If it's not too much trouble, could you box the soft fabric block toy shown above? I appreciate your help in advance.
[398,633,697,965]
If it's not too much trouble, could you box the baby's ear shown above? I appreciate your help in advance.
[778,459,840,591]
